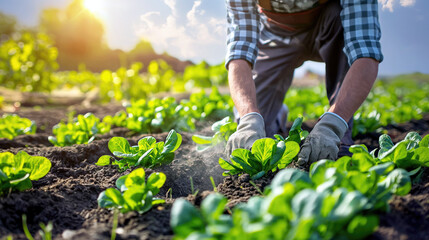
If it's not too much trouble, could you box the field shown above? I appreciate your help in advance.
[0,96,428,239]
[1,2,429,239]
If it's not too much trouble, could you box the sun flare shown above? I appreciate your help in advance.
[83,0,107,19]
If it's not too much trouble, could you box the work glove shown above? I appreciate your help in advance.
[226,112,266,156]
[297,112,348,168]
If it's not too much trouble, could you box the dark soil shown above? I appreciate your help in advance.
[0,106,428,240]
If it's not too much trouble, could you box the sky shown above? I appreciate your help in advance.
[0,0,428,77]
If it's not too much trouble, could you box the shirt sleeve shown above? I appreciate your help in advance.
[225,0,260,69]
[340,0,384,66]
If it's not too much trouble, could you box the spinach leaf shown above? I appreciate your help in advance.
[96,129,182,171]
[98,168,165,214]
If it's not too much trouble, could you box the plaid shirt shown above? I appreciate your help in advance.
[226,0,383,67]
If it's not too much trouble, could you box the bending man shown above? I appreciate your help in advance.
[225,0,383,167]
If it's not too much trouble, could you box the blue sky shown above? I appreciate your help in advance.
[0,0,427,76]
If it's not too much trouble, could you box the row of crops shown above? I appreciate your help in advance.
[1,84,429,239]
[2,120,428,239]
[2,74,428,144]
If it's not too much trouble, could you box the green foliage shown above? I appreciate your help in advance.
[182,61,228,89]
[104,88,233,134]
[192,116,237,151]
[218,118,307,179]
[284,77,429,137]
[274,117,309,145]
[0,151,51,196]
[351,132,429,174]
[353,77,429,136]
[96,129,182,171]
[0,114,36,140]
[219,138,300,179]
[171,193,232,239]
[0,32,58,92]
[172,158,411,240]
[285,86,329,122]
[48,113,110,146]
[97,168,166,214]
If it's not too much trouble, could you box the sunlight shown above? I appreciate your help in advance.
[83,0,107,19]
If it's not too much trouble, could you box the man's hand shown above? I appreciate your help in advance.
[297,113,348,167]
[226,112,266,156]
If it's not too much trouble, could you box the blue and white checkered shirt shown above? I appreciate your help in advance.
[226,0,383,67]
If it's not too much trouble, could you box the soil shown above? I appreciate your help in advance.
[0,106,428,240]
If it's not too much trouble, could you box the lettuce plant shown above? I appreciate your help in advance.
[219,138,300,179]
[49,113,110,146]
[274,117,309,145]
[98,168,166,214]
[192,116,237,151]
[0,151,51,196]
[171,162,411,240]
[170,193,232,240]
[347,132,429,175]
[105,88,233,134]
[0,114,36,140]
[96,129,182,171]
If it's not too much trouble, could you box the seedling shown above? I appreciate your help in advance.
[0,114,36,140]
[98,168,166,214]
[49,113,110,147]
[192,116,237,151]
[96,129,182,171]
[0,151,51,196]
[219,138,299,179]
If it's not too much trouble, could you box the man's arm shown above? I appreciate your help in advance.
[297,0,383,166]
[328,57,379,122]
[228,59,260,117]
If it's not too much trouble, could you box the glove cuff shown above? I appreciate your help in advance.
[241,112,264,121]
[318,112,348,139]
[320,112,348,129]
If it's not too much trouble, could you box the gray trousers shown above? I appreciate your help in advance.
[253,0,354,147]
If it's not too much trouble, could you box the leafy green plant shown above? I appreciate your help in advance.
[219,138,300,180]
[0,32,59,92]
[0,151,51,196]
[171,161,411,240]
[97,168,166,214]
[170,193,232,240]
[192,116,237,151]
[48,113,110,146]
[0,114,36,140]
[346,132,429,176]
[274,117,309,145]
[96,129,182,171]
[105,88,233,134]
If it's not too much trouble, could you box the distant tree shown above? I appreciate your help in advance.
[0,12,17,36]
[39,0,106,70]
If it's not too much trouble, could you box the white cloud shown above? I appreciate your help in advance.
[379,0,416,12]
[164,0,177,15]
[400,0,416,7]
[136,0,226,64]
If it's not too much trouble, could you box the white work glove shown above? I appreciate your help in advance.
[297,112,348,168]
[226,112,266,156]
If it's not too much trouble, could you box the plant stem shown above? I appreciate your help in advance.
[210,176,217,192]
[22,214,34,240]
[111,208,119,240]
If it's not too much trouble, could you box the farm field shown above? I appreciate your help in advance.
[0,98,428,240]
[1,1,429,239]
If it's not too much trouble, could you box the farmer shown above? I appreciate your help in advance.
[225,0,383,167]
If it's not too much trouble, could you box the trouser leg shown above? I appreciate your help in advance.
[305,0,355,154]
[252,27,306,137]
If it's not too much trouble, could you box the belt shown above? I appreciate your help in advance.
[258,0,329,32]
